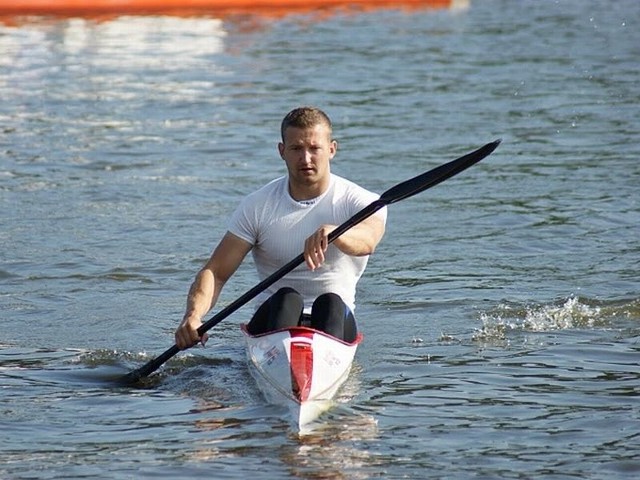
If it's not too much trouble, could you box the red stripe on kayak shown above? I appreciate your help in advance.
[290,330,314,402]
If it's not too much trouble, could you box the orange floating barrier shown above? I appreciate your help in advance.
[0,0,461,19]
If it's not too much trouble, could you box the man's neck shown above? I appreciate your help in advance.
[288,176,331,202]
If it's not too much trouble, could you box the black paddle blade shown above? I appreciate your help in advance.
[121,346,179,384]
[327,139,501,240]
[381,139,501,205]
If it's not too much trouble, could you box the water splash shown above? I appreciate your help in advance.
[474,296,610,341]
[523,296,604,330]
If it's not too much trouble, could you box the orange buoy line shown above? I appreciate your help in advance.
[0,0,457,18]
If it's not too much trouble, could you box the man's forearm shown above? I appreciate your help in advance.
[184,268,218,320]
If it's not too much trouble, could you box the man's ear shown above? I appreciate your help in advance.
[330,140,338,159]
[278,142,285,159]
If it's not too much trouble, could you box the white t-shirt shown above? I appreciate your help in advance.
[228,174,387,313]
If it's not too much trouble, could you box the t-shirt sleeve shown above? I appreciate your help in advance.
[227,196,258,245]
[349,184,388,225]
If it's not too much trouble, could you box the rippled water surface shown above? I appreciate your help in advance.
[1,0,639,478]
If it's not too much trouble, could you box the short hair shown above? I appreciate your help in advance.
[280,106,333,142]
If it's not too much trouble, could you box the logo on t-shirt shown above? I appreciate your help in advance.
[298,198,319,207]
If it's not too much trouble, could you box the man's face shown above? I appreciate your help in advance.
[279,124,337,192]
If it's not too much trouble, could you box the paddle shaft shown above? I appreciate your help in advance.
[123,139,501,383]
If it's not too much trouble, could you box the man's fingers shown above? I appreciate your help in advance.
[304,228,329,270]
[176,331,191,350]
[175,319,204,350]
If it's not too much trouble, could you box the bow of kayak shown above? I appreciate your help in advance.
[242,324,362,431]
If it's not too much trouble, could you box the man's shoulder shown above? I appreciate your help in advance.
[331,173,377,198]
[331,173,362,190]
[230,176,287,232]
[245,176,287,201]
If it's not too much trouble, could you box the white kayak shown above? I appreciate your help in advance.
[241,324,362,431]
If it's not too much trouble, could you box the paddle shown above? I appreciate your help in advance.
[122,139,501,384]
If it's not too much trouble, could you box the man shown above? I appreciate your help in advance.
[174,106,386,350]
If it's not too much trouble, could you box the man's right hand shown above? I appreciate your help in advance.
[175,315,208,350]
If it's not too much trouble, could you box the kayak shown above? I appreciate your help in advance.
[242,324,363,430]
[0,0,459,18]
[241,323,362,431]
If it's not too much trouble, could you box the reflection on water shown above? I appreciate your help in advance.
[190,406,380,478]
[283,415,379,480]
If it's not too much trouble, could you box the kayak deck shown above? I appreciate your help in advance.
[242,324,362,430]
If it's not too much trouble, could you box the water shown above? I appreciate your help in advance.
[1,0,639,478]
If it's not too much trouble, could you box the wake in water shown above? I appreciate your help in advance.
[473,295,639,341]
